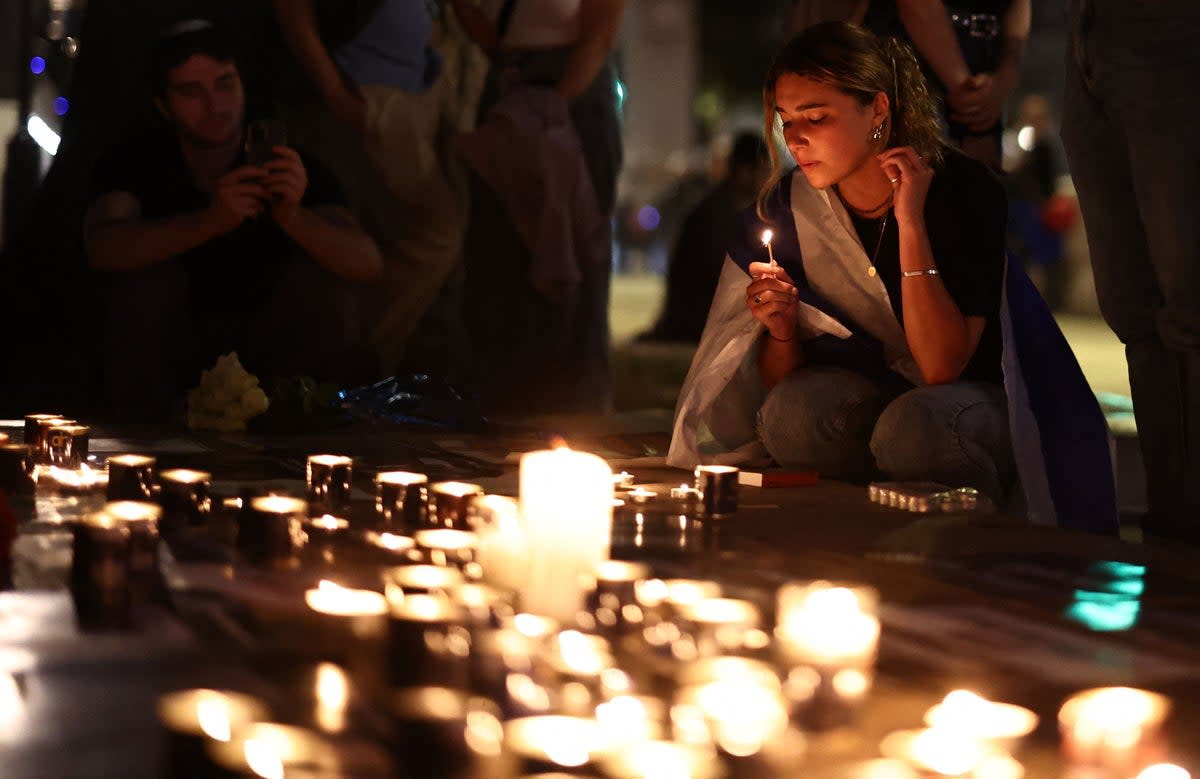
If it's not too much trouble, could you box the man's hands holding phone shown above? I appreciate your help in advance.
[206,146,308,233]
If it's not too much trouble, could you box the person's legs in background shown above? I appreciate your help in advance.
[1062,0,1200,540]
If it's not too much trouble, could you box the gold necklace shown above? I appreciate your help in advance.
[867,211,888,278]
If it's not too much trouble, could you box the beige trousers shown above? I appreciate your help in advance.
[283,79,463,375]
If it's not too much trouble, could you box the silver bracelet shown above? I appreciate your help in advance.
[902,268,940,277]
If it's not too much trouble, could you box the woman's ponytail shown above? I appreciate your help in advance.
[879,35,944,166]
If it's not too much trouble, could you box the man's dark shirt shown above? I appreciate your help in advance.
[89,127,344,318]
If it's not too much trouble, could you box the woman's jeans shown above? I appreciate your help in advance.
[756,368,1015,501]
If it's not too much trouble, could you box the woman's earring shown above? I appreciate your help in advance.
[871,123,885,141]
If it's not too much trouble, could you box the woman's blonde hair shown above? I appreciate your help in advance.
[757,22,945,220]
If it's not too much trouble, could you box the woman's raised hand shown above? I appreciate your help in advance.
[747,261,800,341]
[878,146,933,228]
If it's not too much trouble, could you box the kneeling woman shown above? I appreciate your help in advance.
[668,22,1116,534]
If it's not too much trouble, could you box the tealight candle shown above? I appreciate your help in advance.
[387,593,469,690]
[363,531,418,566]
[241,495,306,566]
[677,597,762,659]
[613,471,635,490]
[158,469,212,531]
[428,481,484,530]
[519,448,614,623]
[594,695,667,748]
[158,689,270,778]
[924,690,1038,746]
[1059,687,1171,777]
[69,512,132,631]
[45,423,88,469]
[467,628,541,716]
[204,722,342,778]
[306,454,353,517]
[103,500,163,606]
[454,582,516,633]
[693,465,739,519]
[305,580,389,693]
[23,414,61,448]
[676,678,791,760]
[105,454,156,502]
[44,463,107,496]
[505,716,612,775]
[585,560,651,636]
[602,739,723,779]
[389,687,479,778]
[304,515,350,565]
[626,487,657,503]
[33,416,70,465]
[775,580,880,729]
[375,471,428,533]
[415,528,480,577]
[879,728,986,777]
[312,662,351,734]
[384,564,464,600]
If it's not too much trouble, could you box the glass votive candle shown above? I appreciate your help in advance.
[540,631,617,717]
[389,687,482,779]
[775,581,880,729]
[23,414,61,447]
[594,695,669,749]
[384,564,464,601]
[504,716,613,775]
[676,597,764,660]
[601,739,724,779]
[1059,687,1172,777]
[240,495,306,567]
[46,423,88,469]
[305,580,389,692]
[157,689,269,779]
[363,531,418,565]
[69,512,132,631]
[454,582,517,633]
[468,628,541,717]
[924,690,1038,749]
[33,416,70,465]
[304,514,351,565]
[204,722,344,778]
[428,481,484,529]
[375,471,428,533]
[387,593,469,689]
[415,528,480,577]
[693,465,739,519]
[0,444,35,495]
[158,469,212,532]
[584,561,651,637]
[306,454,353,517]
[674,677,791,762]
[103,500,163,606]
[636,578,722,652]
[105,454,156,502]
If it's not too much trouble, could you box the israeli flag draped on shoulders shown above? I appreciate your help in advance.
[667,168,1118,535]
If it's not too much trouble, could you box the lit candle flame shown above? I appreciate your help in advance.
[196,694,232,742]
[243,737,285,779]
[761,229,777,264]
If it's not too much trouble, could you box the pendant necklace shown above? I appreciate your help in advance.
[836,184,891,278]
[867,212,888,278]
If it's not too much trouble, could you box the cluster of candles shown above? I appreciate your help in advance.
[3,413,1190,778]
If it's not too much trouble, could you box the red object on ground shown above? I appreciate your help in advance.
[738,469,820,487]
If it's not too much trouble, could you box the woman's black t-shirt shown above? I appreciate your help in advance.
[845,148,1007,385]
